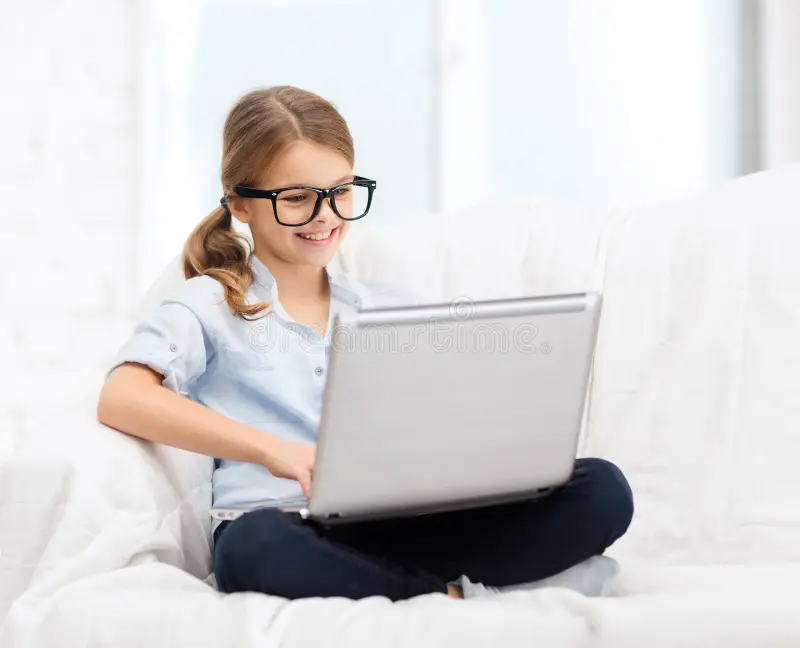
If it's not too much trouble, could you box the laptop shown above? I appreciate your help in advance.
[297,291,603,524]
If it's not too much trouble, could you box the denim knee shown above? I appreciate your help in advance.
[579,458,634,544]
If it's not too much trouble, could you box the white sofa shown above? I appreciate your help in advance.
[3,165,800,647]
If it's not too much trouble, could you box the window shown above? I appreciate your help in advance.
[136,0,756,292]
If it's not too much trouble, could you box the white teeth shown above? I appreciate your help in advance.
[297,230,333,241]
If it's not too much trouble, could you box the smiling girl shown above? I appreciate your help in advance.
[98,86,633,601]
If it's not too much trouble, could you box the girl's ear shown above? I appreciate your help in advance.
[227,197,251,225]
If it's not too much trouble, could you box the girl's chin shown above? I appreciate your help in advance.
[288,242,340,266]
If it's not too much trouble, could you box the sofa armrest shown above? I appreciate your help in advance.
[0,395,214,621]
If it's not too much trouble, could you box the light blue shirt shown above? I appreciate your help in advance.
[110,256,412,528]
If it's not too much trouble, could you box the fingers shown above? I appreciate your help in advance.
[298,470,312,499]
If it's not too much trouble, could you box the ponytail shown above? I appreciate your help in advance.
[181,203,270,320]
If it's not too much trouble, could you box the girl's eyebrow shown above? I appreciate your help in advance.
[323,174,355,187]
[280,174,354,188]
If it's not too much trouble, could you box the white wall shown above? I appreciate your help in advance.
[760,0,800,168]
[0,0,134,452]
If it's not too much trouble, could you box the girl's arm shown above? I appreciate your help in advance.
[97,362,314,496]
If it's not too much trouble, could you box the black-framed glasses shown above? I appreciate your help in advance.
[224,176,377,227]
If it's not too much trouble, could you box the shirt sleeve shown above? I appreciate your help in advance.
[108,301,207,394]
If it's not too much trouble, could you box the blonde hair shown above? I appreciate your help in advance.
[182,86,354,319]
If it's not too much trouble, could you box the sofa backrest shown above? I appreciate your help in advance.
[580,164,800,565]
[137,165,800,568]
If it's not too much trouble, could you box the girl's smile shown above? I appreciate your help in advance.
[294,225,340,246]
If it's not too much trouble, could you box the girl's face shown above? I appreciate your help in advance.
[230,140,353,269]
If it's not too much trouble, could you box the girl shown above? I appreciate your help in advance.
[98,86,633,601]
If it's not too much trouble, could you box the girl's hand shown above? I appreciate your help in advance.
[260,437,316,498]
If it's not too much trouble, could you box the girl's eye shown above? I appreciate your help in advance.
[333,186,351,197]
[282,193,307,204]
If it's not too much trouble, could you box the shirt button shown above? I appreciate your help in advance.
[169,344,178,352]
[314,367,324,376]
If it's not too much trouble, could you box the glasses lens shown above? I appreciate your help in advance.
[331,183,370,220]
[275,189,319,225]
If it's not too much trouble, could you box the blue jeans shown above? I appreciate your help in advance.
[213,458,633,601]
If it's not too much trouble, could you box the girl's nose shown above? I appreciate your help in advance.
[315,197,336,225]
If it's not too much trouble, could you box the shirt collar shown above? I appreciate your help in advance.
[250,254,362,309]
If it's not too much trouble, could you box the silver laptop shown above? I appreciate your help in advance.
[302,291,602,524]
